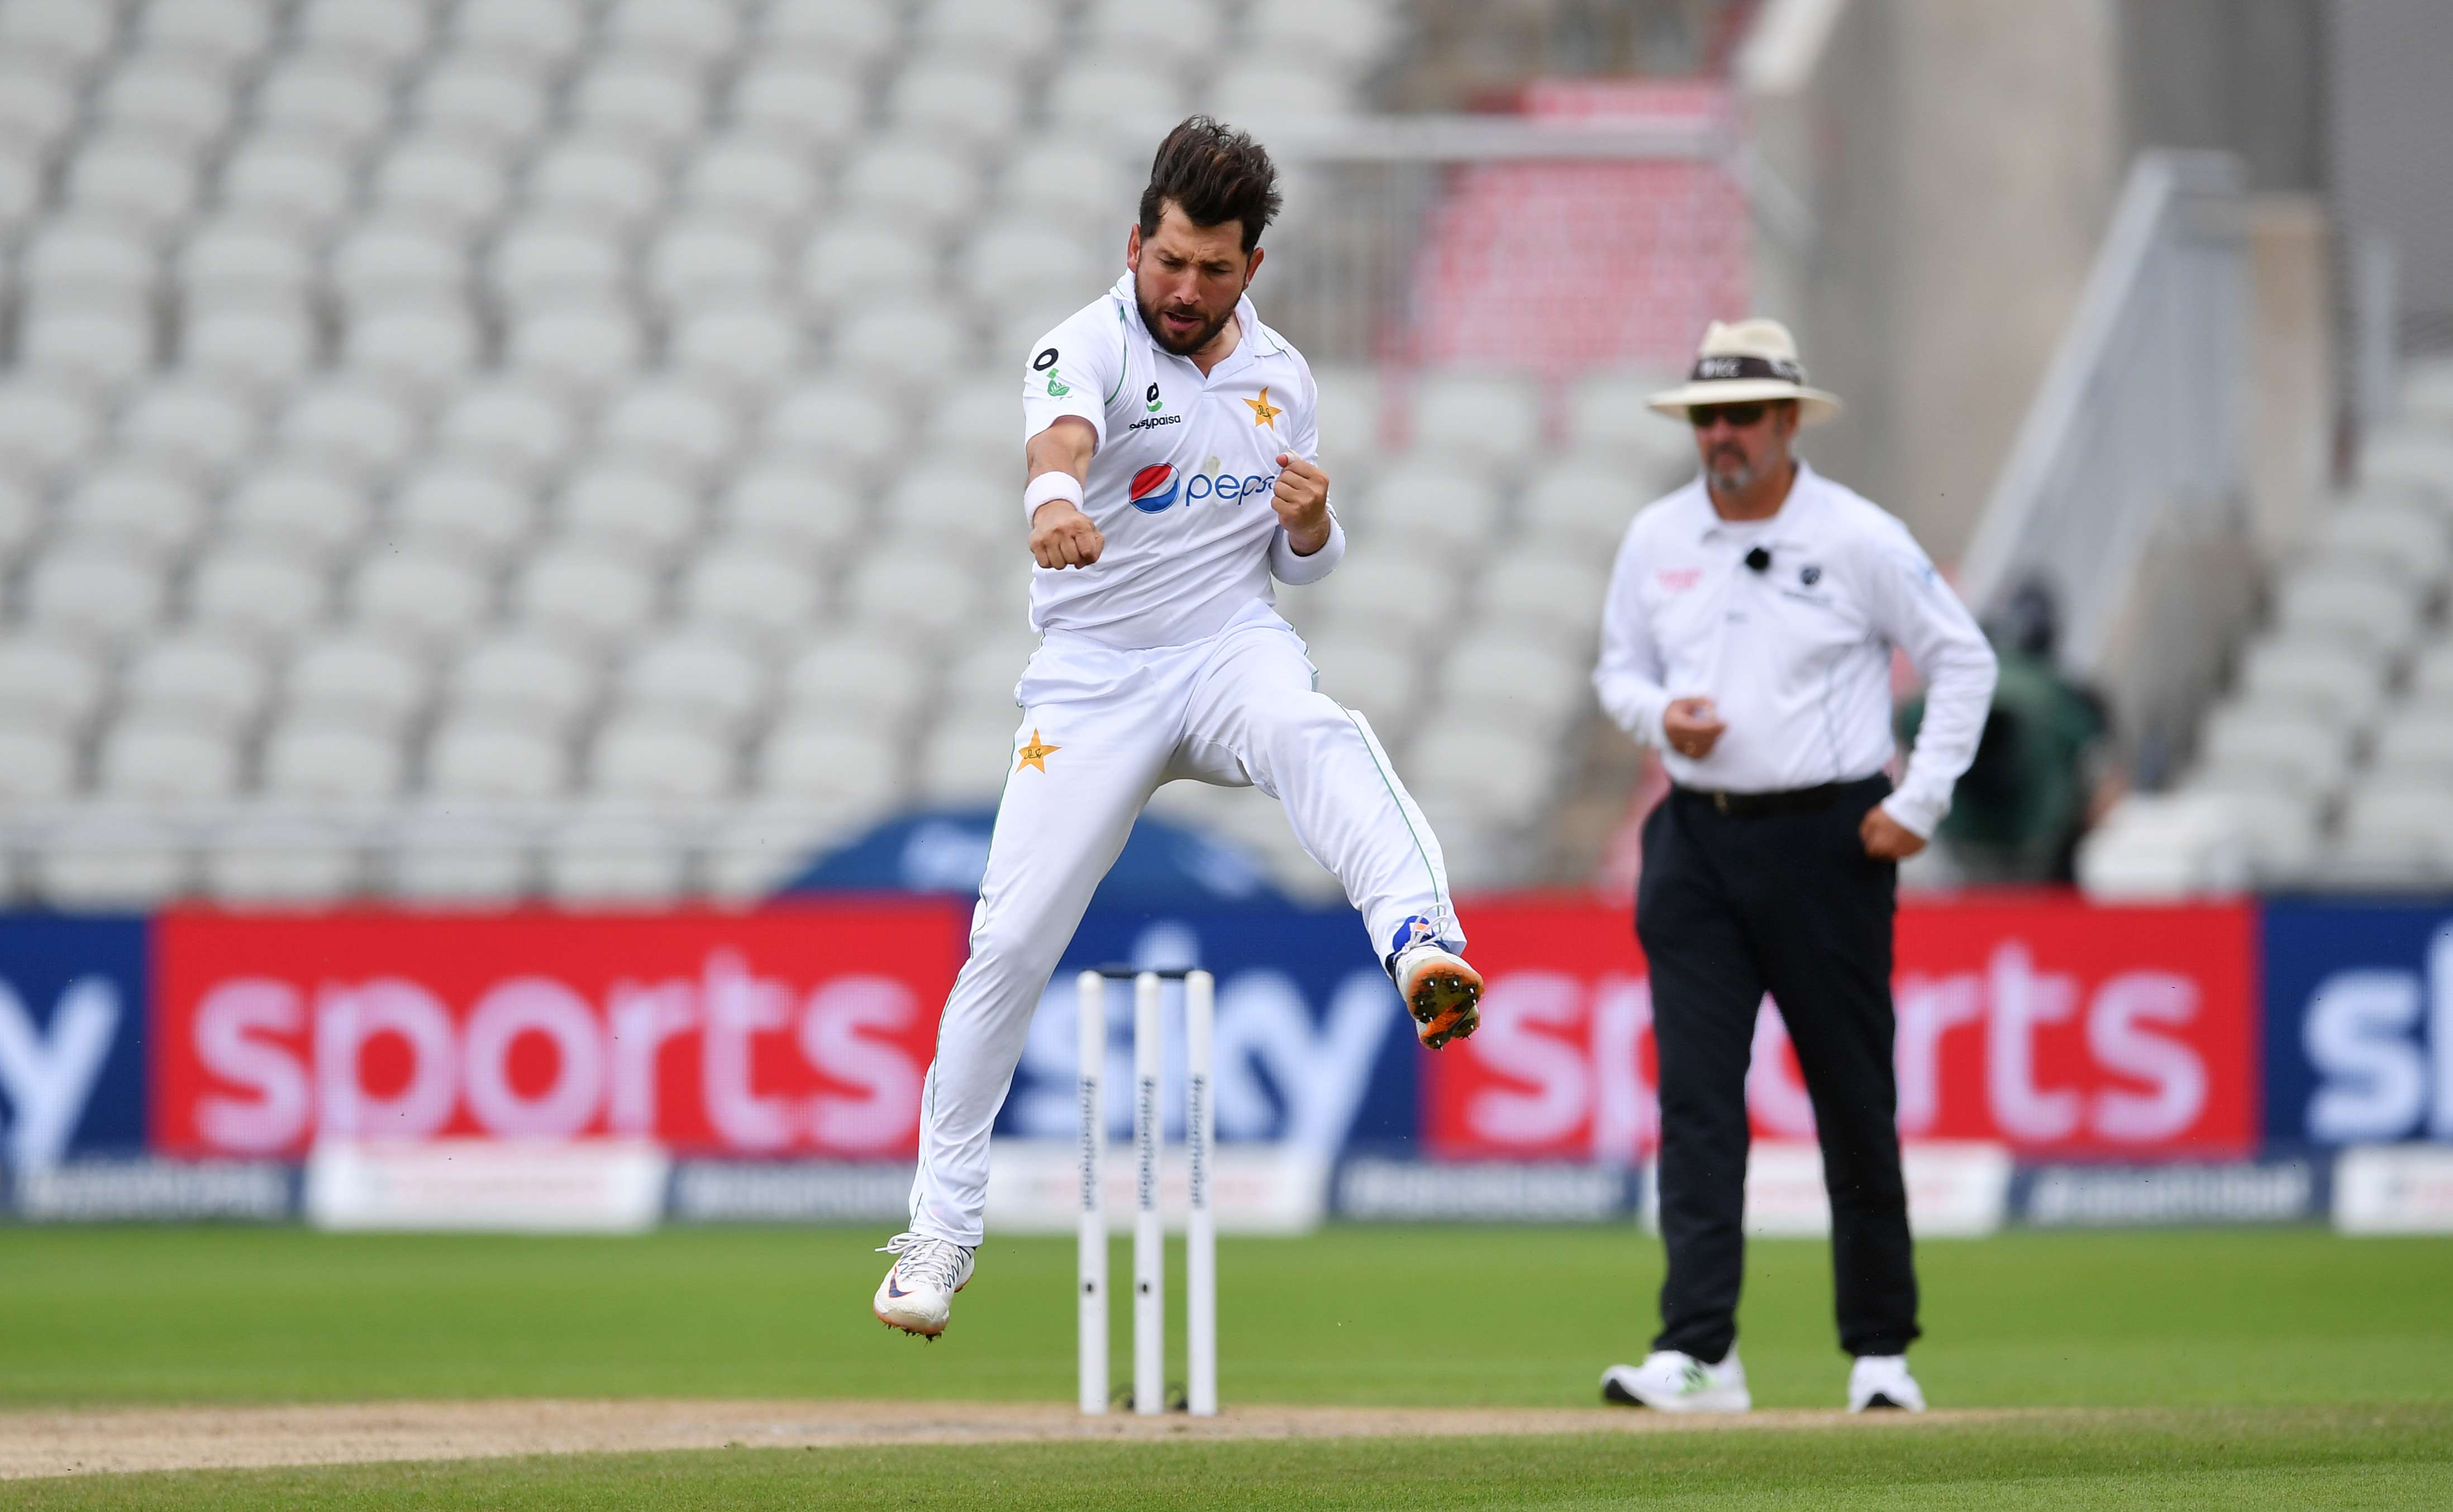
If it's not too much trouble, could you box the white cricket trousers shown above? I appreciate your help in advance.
[907,601,1463,1246]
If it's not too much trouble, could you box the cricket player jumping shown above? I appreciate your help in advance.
[875,118,1481,1335]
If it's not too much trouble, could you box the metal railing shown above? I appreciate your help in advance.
[1957,151,2252,669]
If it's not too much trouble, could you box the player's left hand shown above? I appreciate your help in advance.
[1860,805,1928,861]
[1271,454,1333,555]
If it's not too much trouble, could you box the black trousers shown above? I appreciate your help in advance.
[1635,774,1920,1361]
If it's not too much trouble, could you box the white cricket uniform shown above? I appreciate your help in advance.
[906,274,1464,1247]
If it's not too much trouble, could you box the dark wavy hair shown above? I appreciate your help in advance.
[1137,116,1282,254]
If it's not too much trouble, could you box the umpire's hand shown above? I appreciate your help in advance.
[1860,806,1928,860]
[1663,697,1725,759]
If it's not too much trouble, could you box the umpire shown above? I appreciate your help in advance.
[1591,320,1997,1414]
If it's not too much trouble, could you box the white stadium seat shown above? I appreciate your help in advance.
[203,813,367,906]
[1047,59,1188,130]
[1079,0,1227,53]
[644,216,783,313]
[411,55,550,149]
[55,466,209,562]
[779,632,933,730]
[960,217,1100,309]
[368,134,512,233]
[20,218,157,304]
[1478,552,1612,650]
[595,380,742,485]
[0,726,75,803]
[178,218,314,305]
[940,635,1040,710]
[261,718,406,801]
[2361,428,2453,508]
[217,131,356,231]
[294,0,432,69]
[434,382,579,484]
[1410,369,1544,472]
[426,719,569,800]
[681,134,820,232]
[17,301,153,394]
[569,54,708,155]
[35,812,191,911]
[841,546,977,644]
[799,223,940,315]
[331,220,471,310]
[449,0,586,70]
[0,383,102,481]
[1247,0,1400,68]
[756,718,905,808]
[917,712,1030,802]
[23,547,166,647]
[61,133,199,233]
[728,61,866,156]
[1303,631,1425,737]
[387,808,535,903]
[1207,63,1358,120]
[526,137,668,233]
[180,303,317,393]
[672,303,806,400]
[1307,551,1457,641]
[559,466,700,564]
[187,545,330,645]
[603,0,742,69]
[344,304,482,400]
[994,138,1133,237]
[2328,785,2453,886]
[0,635,106,736]
[1406,718,1558,828]
[716,468,866,560]
[2408,641,2453,713]
[1445,631,1593,734]
[678,547,822,645]
[617,631,768,734]
[2195,702,2354,797]
[449,633,599,735]
[2236,635,2390,727]
[99,719,241,802]
[96,52,238,146]
[914,0,1061,63]
[115,381,261,482]
[758,0,899,64]
[762,378,907,477]
[544,806,689,905]
[883,462,1012,559]
[249,52,392,151]
[887,55,1025,153]
[0,475,31,565]
[0,147,37,237]
[275,382,423,481]
[2274,566,2423,656]
[506,303,647,402]
[285,635,431,734]
[0,60,78,158]
[0,0,117,73]
[1357,461,1503,551]
[1521,455,1650,555]
[140,0,276,68]
[513,546,660,649]
[350,548,493,647]
[590,714,733,803]
[490,217,631,312]
[2313,492,2453,591]
[832,301,972,392]
[1565,365,1700,477]
[838,137,984,241]
[933,380,1019,469]
[224,465,374,563]
[392,462,539,562]
[2370,711,2453,786]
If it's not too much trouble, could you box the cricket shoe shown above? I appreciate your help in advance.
[1599,1349,1752,1413]
[1386,916,1482,1049]
[872,1232,975,1339]
[1847,1354,1926,1412]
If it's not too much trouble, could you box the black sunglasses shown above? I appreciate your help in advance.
[1689,403,1769,430]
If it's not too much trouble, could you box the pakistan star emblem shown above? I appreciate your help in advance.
[1015,729,1060,772]
[1244,387,1282,427]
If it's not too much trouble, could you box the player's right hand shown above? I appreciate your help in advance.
[1030,499,1104,569]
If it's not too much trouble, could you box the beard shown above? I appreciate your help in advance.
[1705,447,1759,494]
[1137,294,1235,357]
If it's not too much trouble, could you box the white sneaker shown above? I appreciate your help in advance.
[1600,1349,1752,1413]
[1847,1354,1926,1411]
[1386,915,1482,1050]
[871,1232,975,1338]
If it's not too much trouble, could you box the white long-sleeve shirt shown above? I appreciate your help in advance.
[1592,461,1998,837]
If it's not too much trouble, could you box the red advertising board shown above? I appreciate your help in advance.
[153,903,968,1158]
[1425,895,2257,1160]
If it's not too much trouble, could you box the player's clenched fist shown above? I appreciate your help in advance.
[1270,453,1332,554]
[1030,499,1104,569]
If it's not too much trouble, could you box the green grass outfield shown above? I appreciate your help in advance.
[4,1225,2450,1508]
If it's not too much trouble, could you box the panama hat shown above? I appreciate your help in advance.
[1646,318,1842,426]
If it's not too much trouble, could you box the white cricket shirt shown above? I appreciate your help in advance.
[1592,461,1999,837]
[1020,273,1342,650]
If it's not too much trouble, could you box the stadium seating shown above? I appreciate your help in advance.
[2080,354,2453,895]
[0,0,1692,907]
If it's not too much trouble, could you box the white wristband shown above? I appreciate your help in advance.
[1023,470,1085,524]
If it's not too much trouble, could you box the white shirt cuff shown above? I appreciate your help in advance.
[1269,516,1344,584]
[1880,789,1944,840]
